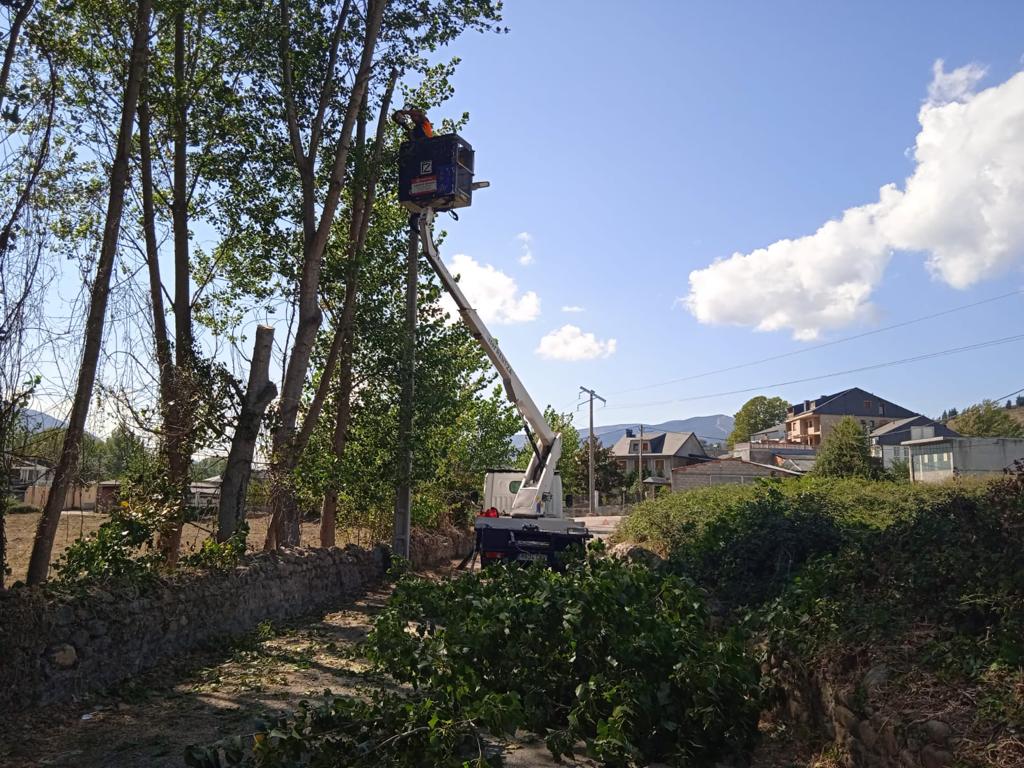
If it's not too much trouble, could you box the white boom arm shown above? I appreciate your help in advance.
[417,208,563,518]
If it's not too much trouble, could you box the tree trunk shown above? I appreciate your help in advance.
[317,72,396,548]
[0,0,34,115]
[26,0,153,585]
[138,85,173,388]
[156,8,195,566]
[217,325,276,542]
[264,0,387,549]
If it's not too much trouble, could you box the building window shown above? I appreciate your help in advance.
[864,399,872,410]
[655,459,665,476]
[629,441,638,453]
[913,444,953,475]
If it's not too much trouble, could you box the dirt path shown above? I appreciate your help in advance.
[0,589,393,768]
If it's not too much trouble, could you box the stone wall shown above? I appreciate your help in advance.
[775,659,954,768]
[0,527,473,711]
[409,525,473,567]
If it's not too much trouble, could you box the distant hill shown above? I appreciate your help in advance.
[588,415,734,447]
[511,414,734,450]
[20,409,65,433]
[1008,406,1024,427]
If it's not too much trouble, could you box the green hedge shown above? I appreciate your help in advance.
[761,472,1024,674]
[617,477,998,610]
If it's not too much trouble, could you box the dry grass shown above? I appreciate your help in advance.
[3,511,383,584]
[1007,406,1024,427]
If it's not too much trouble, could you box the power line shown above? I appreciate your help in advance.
[991,386,1024,403]
[603,333,1024,411]
[608,289,1024,396]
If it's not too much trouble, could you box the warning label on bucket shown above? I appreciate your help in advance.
[411,175,437,196]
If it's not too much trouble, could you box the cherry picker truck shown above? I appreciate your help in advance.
[394,120,591,568]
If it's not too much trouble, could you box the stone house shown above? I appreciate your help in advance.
[611,430,707,483]
[786,387,917,447]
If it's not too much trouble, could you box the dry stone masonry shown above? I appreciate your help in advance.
[0,527,472,711]
[776,659,956,768]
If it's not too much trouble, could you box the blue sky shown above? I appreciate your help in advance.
[432,1,1024,427]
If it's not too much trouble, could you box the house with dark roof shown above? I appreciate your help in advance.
[869,416,960,469]
[785,387,917,447]
[611,430,707,485]
[750,423,787,442]
[731,440,817,471]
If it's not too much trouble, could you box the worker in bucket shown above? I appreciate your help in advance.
[391,105,433,139]
[394,106,435,232]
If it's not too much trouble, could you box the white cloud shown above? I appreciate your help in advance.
[684,62,1024,339]
[561,305,585,313]
[442,253,540,324]
[535,324,617,361]
[926,58,986,104]
[516,231,534,265]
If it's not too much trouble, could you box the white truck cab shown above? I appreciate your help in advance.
[483,469,563,519]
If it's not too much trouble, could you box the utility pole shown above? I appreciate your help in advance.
[579,386,605,514]
[393,220,418,558]
[638,423,644,501]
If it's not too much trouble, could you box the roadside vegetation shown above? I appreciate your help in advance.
[182,471,1023,766]
[619,471,1024,767]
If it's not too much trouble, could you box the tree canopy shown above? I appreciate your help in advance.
[813,417,875,479]
[727,395,789,448]
[950,400,1024,438]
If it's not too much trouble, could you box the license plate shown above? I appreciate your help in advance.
[517,552,547,563]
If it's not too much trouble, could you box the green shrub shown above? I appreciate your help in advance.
[185,689,520,768]
[664,484,848,609]
[52,505,165,587]
[188,549,760,766]
[364,547,761,765]
[620,477,1001,613]
[761,471,1024,674]
[180,522,248,571]
[4,498,40,514]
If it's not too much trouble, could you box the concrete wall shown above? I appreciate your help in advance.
[24,482,98,511]
[955,438,1024,474]
[910,438,1024,483]
[0,528,472,710]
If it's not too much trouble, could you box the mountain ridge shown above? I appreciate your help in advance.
[511,414,734,449]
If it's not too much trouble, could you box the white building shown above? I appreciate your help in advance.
[903,436,1024,483]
